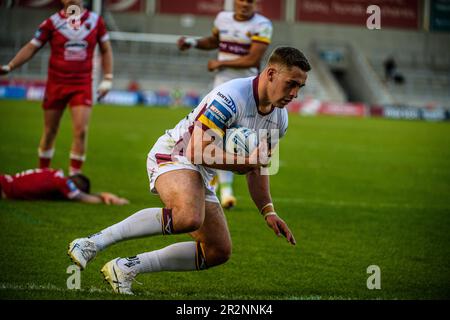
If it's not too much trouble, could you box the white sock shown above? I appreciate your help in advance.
[117,241,201,274]
[217,170,234,197]
[38,148,55,158]
[88,208,166,251]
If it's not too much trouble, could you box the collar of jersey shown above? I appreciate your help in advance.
[252,75,275,116]
[233,13,256,22]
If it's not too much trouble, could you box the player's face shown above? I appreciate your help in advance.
[269,66,307,108]
[234,0,256,20]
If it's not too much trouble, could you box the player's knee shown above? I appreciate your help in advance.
[44,126,59,139]
[172,205,203,233]
[73,126,88,141]
[183,214,203,232]
[206,243,232,267]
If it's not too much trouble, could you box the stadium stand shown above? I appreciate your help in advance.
[1,1,449,114]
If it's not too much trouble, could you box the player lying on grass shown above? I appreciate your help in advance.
[0,168,128,205]
[68,47,310,294]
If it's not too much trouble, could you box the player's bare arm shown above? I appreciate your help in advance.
[186,123,267,173]
[246,169,296,245]
[177,29,220,51]
[74,191,129,205]
[0,42,40,75]
[208,42,269,71]
[97,40,114,99]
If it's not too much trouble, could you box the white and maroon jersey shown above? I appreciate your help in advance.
[31,10,109,84]
[166,75,288,159]
[212,11,273,86]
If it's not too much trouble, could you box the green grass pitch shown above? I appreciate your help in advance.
[0,100,449,300]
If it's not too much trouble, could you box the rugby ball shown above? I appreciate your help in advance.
[224,127,258,157]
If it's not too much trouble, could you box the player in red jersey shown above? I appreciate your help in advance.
[0,168,128,205]
[0,0,113,175]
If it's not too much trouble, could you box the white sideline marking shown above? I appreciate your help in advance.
[0,282,109,294]
[0,282,335,299]
[273,197,449,210]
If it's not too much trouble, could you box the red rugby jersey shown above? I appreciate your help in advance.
[31,9,109,84]
[0,168,80,200]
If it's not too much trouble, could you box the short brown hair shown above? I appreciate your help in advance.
[268,47,311,72]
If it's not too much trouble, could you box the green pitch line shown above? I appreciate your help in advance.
[0,100,449,300]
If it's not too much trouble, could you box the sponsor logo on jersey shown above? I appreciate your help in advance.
[209,105,227,122]
[219,41,250,55]
[210,100,233,120]
[64,40,88,50]
[216,92,236,113]
[64,40,88,61]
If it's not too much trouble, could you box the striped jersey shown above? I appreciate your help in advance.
[212,11,273,81]
[167,76,288,156]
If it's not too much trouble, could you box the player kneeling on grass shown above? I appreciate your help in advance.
[68,47,310,295]
[0,168,128,205]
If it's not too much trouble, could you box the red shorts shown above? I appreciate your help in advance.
[43,81,93,110]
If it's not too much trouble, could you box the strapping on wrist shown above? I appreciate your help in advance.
[263,211,277,220]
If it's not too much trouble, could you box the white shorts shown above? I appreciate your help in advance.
[147,134,219,203]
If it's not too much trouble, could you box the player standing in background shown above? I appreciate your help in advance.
[177,0,273,209]
[0,0,113,175]
[68,47,309,295]
[0,168,128,205]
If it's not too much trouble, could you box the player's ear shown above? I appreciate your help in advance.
[267,67,276,82]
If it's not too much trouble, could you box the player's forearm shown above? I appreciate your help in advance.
[216,55,260,69]
[202,160,259,172]
[7,42,39,72]
[100,47,113,77]
[191,145,259,172]
[196,36,219,50]
[246,169,273,212]
[75,192,103,204]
